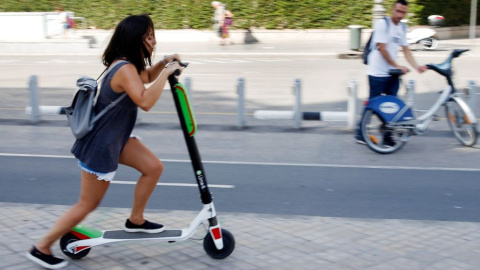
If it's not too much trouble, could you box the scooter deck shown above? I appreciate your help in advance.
[103,229,182,240]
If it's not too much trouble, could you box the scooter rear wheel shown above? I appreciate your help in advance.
[59,233,91,259]
[203,229,235,259]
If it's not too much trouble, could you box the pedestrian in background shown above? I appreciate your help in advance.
[26,14,182,269]
[221,9,234,45]
[355,0,427,145]
[212,1,225,40]
[55,5,70,38]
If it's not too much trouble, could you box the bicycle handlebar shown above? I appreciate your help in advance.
[451,49,469,58]
[426,49,469,71]
[426,49,468,86]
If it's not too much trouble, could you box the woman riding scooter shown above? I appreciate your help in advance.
[26,14,182,269]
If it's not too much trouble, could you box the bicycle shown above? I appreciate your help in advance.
[361,49,478,154]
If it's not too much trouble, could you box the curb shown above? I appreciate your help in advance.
[337,51,363,60]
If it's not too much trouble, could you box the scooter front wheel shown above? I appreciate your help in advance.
[203,229,235,259]
[60,233,91,259]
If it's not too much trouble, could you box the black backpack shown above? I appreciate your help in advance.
[362,17,390,65]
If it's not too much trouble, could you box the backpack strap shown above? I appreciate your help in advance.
[372,17,390,51]
[384,16,389,33]
[91,92,127,123]
[97,60,128,81]
[91,60,129,124]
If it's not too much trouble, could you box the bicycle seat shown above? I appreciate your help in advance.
[426,49,469,78]
[388,69,403,76]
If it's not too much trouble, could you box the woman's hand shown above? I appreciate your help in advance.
[163,54,181,64]
[164,61,183,76]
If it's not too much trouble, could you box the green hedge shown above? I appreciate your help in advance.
[0,0,477,29]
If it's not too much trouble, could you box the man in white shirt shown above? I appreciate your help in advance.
[355,0,427,145]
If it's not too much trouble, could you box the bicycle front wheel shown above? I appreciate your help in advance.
[445,100,478,146]
[361,109,407,154]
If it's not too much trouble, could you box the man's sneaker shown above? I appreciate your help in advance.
[383,137,396,147]
[355,135,367,145]
[26,246,68,269]
[124,219,165,233]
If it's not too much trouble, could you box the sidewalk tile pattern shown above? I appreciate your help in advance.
[0,202,479,269]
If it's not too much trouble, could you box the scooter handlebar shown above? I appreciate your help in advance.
[167,61,189,86]
[173,61,189,76]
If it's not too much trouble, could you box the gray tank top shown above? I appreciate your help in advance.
[71,61,137,172]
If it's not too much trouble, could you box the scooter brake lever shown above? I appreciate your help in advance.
[170,62,189,76]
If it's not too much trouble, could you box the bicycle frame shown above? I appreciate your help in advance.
[388,80,476,135]
[388,84,453,134]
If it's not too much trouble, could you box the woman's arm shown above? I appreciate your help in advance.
[140,54,181,84]
[111,61,182,111]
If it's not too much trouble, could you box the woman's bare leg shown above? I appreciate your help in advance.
[119,138,163,224]
[35,171,110,254]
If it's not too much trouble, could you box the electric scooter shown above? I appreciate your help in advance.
[403,15,444,50]
[407,27,439,50]
[59,62,235,260]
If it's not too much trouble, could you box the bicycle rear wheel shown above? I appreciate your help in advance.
[445,100,477,146]
[361,109,407,154]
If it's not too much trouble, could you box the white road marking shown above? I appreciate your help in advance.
[111,180,234,189]
[1,152,479,172]
[202,60,229,63]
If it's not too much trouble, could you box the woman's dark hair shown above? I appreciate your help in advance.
[102,14,154,74]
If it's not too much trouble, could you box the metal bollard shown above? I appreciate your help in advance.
[347,80,358,130]
[28,75,40,124]
[184,77,192,103]
[406,80,415,107]
[237,78,246,128]
[468,80,476,115]
[293,79,302,129]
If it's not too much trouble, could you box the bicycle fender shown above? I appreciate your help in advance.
[365,95,415,123]
[451,96,477,124]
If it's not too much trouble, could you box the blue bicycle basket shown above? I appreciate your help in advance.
[365,95,414,123]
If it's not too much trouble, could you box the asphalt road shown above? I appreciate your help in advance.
[1,155,479,222]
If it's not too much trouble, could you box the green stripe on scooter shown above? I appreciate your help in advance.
[72,225,103,239]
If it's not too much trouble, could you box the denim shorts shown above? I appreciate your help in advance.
[78,161,116,182]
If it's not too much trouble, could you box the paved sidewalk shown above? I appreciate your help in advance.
[1,202,480,270]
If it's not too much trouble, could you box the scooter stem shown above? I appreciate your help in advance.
[168,71,213,205]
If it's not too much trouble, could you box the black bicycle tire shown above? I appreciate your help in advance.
[361,109,405,154]
[445,100,478,146]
